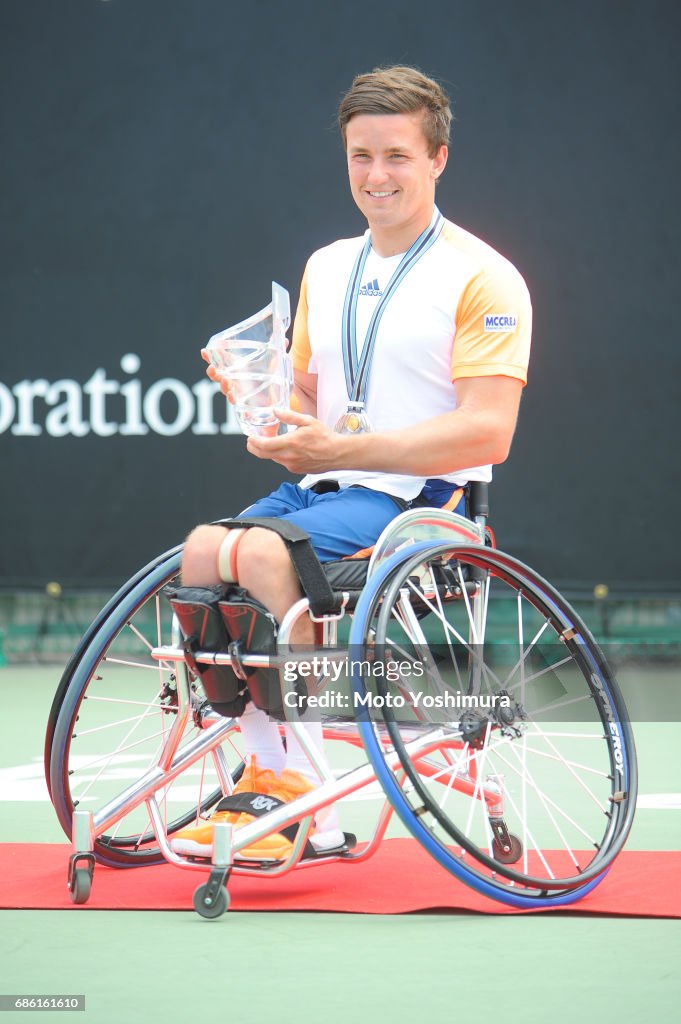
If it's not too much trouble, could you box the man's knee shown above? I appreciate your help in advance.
[182,522,296,594]
[182,524,229,586]
[236,527,290,579]
[236,528,302,621]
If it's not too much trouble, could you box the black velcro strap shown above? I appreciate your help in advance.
[216,516,340,617]
[215,793,356,860]
[215,792,315,854]
[216,792,286,816]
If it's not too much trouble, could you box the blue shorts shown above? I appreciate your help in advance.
[237,480,466,563]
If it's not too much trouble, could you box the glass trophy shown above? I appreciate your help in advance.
[205,282,293,437]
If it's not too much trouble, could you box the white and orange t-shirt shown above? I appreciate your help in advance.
[291,217,532,501]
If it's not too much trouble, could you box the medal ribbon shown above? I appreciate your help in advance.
[341,206,444,406]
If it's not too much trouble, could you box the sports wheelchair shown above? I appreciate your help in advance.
[45,483,637,918]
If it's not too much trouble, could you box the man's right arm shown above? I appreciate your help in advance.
[293,370,318,416]
[289,264,319,416]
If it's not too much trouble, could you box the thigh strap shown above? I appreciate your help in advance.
[215,516,339,617]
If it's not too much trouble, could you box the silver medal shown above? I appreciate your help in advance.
[334,402,373,435]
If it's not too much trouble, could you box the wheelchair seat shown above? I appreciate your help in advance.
[321,557,370,610]
[316,505,485,613]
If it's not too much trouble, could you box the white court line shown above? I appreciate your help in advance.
[3,758,680,809]
[636,793,681,810]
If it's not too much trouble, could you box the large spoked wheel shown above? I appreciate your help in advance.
[350,541,637,909]
[44,546,184,797]
[47,548,244,867]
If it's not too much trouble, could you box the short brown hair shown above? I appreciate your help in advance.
[338,66,452,157]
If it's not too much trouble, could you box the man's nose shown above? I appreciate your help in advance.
[366,159,391,185]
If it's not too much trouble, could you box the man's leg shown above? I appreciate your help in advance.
[172,520,343,857]
[173,486,401,857]
[183,520,324,776]
[180,524,295,778]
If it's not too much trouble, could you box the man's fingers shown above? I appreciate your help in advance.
[202,361,234,400]
[200,352,231,394]
[246,436,278,458]
[275,406,314,427]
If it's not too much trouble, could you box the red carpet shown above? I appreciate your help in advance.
[0,841,678,915]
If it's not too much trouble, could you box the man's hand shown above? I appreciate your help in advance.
[201,349,234,402]
[246,407,343,473]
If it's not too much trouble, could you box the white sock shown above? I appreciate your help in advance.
[284,720,343,842]
[283,719,327,782]
[238,703,286,775]
[239,708,343,843]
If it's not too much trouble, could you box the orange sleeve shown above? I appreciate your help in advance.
[290,265,313,373]
[451,263,532,384]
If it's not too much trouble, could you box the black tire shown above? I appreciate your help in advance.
[492,835,523,864]
[193,883,230,919]
[44,545,183,798]
[70,867,92,905]
[350,541,637,908]
[48,549,244,867]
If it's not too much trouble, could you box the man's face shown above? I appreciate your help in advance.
[345,111,447,242]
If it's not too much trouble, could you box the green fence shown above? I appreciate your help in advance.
[1,586,679,666]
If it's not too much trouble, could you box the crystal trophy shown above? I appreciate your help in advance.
[205,283,293,437]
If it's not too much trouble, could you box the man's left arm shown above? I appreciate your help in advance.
[339,374,524,474]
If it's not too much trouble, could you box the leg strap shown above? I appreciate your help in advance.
[215,517,339,616]
[166,585,249,718]
[217,528,245,584]
[218,587,286,720]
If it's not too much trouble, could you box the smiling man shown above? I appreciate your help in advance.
[171,66,532,862]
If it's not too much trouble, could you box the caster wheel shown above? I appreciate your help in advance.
[193,883,230,919]
[492,835,523,864]
[70,867,92,904]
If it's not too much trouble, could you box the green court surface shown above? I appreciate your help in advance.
[1,664,680,1024]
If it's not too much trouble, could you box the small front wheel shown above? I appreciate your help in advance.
[193,882,230,919]
[492,835,523,864]
[70,868,92,905]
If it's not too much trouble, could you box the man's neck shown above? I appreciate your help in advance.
[368,206,436,257]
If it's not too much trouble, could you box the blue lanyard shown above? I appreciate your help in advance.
[340,207,445,405]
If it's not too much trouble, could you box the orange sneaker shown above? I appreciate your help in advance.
[235,770,347,862]
[169,757,277,858]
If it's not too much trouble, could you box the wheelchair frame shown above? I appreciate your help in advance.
[46,491,637,918]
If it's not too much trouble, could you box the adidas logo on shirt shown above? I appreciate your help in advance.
[358,278,382,297]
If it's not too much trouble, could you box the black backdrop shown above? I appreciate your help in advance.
[1,0,680,591]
